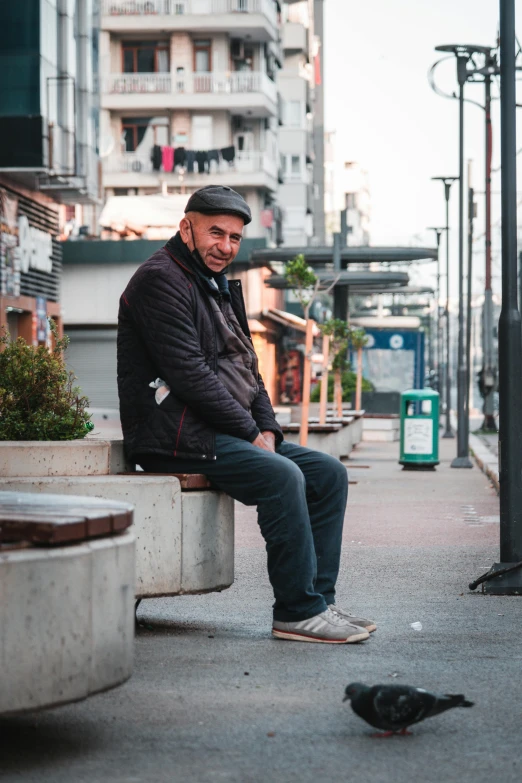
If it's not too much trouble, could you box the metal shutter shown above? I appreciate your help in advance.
[65,329,119,410]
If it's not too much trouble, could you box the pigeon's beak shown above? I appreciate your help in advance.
[343,695,350,702]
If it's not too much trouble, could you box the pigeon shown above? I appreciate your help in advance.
[343,682,474,736]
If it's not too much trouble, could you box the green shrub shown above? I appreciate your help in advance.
[310,371,373,403]
[0,321,93,441]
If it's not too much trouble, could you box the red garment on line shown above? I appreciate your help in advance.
[162,146,174,172]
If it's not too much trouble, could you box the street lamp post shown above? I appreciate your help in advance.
[471,0,522,594]
[428,226,445,401]
[466,162,476,437]
[434,44,494,466]
[432,177,457,438]
[453,52,473,467]
[482,57,498,431]
[488,0,522,591]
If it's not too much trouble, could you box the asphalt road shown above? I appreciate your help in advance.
[1,438,521,783]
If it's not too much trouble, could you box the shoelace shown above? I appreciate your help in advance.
[324,607,353,626]
[331,606,359,619]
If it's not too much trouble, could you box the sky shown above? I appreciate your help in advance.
[323,0,522,296]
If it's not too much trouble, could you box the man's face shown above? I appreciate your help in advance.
[180,212,244,274]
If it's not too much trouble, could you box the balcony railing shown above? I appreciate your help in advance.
[102,0,277,24]
[104,71,277,103]
[104,149,277,180]
[104,73,172,94]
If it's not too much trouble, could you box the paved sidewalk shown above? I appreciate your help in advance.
[1,439,521,783]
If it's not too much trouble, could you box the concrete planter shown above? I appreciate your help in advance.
[0,529,135,716]
[0,438,234,600]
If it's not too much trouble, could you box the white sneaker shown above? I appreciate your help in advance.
[272,607,370,644]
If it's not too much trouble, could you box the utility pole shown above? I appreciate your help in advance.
[332,230,347,320]
[432,177,458,438]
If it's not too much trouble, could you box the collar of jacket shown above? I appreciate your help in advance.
[165,232,230,298]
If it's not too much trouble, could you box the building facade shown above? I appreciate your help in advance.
[0,0,100,340]
[278,0,323,246]
[99,0,283,244]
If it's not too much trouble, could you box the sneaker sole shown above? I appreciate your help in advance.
[272,629,369,644]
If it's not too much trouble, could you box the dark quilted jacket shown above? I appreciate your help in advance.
[117,240,283,463]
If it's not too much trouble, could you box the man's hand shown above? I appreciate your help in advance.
[252,431,276,453]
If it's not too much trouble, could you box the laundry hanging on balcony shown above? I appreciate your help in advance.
[150,144,238,174]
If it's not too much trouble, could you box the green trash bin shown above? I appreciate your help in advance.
[399,388,440,470]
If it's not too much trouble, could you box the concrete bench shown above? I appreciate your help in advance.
[280,415,363,460]
[362,414,400,442]
[0,439,234,601]
[0,491,135,716]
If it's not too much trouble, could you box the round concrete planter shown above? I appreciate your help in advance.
[0,530,135,716]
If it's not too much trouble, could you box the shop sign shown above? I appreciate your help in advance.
[18,216,53,275]
[0,188,53,298]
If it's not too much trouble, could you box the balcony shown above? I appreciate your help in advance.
[101,71,278,116]
[282,21,308,53]
[103,149,278,190]
[101,0,279,42]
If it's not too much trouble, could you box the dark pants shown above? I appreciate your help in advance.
[139,434,348,622]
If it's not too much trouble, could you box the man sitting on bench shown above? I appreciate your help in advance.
[117,185,376,644]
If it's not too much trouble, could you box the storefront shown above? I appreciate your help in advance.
[0,183,62,344]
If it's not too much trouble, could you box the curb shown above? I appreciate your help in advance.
[469,432,499,494]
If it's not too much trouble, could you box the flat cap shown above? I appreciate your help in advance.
[185,185,252,225]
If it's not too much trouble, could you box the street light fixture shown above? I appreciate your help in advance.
[431,177,458,439]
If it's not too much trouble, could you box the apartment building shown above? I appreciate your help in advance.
[278,0,313,245]
[0,0,100,341]
[99,0,283,243]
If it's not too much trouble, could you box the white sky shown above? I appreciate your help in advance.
[324,0,522,294]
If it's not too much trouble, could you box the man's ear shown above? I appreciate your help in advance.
[179,216,193,248]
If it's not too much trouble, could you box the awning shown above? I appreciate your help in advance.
[99,194,187,237]
[247,319,267,333]
[262,308,321,335]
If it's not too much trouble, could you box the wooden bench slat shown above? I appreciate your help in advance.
[118,472,212,489]
[0,496,133,545]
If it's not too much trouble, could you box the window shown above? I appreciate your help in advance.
[122,117,168,152]
[194,39,212,72]
[285,100,302,127]
[290,155,301,176]
[122,42,169,74]
[191,115,213,150]
[346,193,356,209]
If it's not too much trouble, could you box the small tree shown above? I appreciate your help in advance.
[350,327,369,411]
[0,320,93,441]
[283,254,319,321]
[319,319,352,417]
[284,255,319,446]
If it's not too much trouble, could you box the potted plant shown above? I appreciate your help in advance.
[0,320,98,477]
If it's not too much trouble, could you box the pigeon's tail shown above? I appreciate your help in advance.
[445,694,474,708]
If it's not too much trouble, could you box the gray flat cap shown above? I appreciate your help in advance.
[185,185,252,225]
